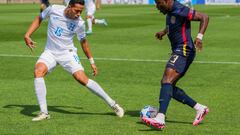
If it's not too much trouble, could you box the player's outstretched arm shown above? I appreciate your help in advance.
[24,16,43,51]
[192,11,209,51]
[80,39,98,76]
[155,27,168,40]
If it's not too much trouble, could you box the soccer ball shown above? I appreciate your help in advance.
[140,105,158,118]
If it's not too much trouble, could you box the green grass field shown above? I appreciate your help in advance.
[0,4,240,135]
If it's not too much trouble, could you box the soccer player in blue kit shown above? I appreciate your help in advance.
[142,0,209,129]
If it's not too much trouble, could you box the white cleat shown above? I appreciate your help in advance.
[142,117,165,129]
[32,112,50,121]
[112,104,124,118]
[193,107,209,126]
[102,19,108,26]
[86,30,92,35]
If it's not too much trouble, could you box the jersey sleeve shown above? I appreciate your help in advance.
[174,6,195,21]
[76,22,86,41]
[39,6,52,20]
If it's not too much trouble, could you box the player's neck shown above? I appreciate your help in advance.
[168,0,174,11]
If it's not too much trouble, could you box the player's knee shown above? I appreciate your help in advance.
[34,68,45,78]
[161,78,174,84]
[86,15,92,19]
[34,63,47,77]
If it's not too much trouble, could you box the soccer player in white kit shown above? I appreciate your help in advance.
[24,0,124,121]
[65,0,107,35]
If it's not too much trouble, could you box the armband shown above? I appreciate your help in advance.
[89,58,95,64]
[197,33,203,40]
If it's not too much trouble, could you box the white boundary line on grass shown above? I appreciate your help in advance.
[0,54,240,65]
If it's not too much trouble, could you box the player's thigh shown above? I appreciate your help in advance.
[35,51,57,77]
[163,53,194,83]
[73,70,89,85]
[166,53,195,74]
[162,68,181,84]
[58,50,85,75]
[57,51,88,85]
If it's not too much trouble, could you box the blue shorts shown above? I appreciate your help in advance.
[166,53,195,75]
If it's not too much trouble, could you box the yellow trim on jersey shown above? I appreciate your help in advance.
[183,44,187,56]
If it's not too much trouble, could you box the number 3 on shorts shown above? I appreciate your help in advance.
[170,54,179,64]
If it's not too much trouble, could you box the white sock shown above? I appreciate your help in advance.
[194,103,205,111]
[87,18,92,31]
[95,19,105,25]
[34,78,48,114]
[155,113,165,124]
[86,79,115,107]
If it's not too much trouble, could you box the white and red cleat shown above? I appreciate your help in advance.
[142,117,165,129]
[193,107,209,126]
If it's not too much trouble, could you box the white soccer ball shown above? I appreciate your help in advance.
[140,105,158,118]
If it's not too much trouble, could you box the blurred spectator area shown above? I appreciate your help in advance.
[0,0,63,4]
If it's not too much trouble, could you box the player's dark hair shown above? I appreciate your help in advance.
[69,0,85,6]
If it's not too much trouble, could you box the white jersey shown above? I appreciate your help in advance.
[40,5,86,53]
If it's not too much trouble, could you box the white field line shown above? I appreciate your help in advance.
[0,54,240,65]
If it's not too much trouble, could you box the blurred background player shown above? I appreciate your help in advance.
[24,0,124,121]
[85,0,108,34]
[95,0,101,9]
[65,0,107,35]
[142,0,209,129]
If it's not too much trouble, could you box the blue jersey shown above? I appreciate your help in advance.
[166,1,195,56]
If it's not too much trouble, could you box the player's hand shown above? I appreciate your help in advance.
[194,38,203,52]
[90,64,98,76]
[24,36,36,52]
[155,31,166,40]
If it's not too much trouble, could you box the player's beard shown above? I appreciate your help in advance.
[160,8,168,15]
[64,8,77,19]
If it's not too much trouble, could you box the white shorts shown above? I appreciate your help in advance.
[36,50,84,74]
[86,2,96,16]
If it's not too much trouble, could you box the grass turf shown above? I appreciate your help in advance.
[0,4,240,135]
